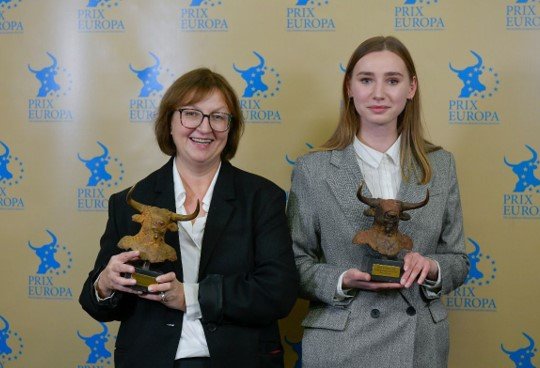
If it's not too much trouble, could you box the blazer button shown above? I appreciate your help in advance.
[207,323,217,332]
[370,309,380,318]
[406,306,416,316]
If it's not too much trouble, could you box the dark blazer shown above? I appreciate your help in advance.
[80,158,298,368]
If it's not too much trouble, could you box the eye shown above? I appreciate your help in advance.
[359,78,372,84]
[183,109,200,117]
[387,78,400,85]
[211,113,228,122]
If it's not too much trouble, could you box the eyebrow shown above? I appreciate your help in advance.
[355,71,405,77]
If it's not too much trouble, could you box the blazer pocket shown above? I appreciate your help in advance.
[301,305,351,331]
[428,299,448,323]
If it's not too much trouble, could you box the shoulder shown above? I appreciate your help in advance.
[294,150,334,173]
[226,162,284,197]
[111,159,172,201]
[427,148,455,172]
[426,148,458,187]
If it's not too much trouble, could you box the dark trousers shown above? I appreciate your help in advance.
[174,357,210,368]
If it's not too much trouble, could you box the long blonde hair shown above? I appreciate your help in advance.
[322,36,440,184]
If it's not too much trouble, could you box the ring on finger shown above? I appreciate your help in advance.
[160,291,167,303]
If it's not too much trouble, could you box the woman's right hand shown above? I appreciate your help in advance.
[342,268,403,291]
[96,250,141,298]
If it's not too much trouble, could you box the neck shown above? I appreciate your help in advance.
[358,123,398,153]
[175,157,220,199]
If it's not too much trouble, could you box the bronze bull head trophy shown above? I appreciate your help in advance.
[118,184,199,292]
[353,182,429,282]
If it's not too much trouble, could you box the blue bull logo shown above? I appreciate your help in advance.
[464,238,483,284]
[190,0,205,5]
[28,229,61,275]
[28,52,61,98]
[129,52,163,98]
[296,0,310,5]
[501,333,537,368]
[0,315,12,356]
[233,51,269,98]
[77,322,112,364]
[87,0,104,6]
[0,141,13,181]
[78,141,112,187]
[284,336,302,368]
[449,51,486,98]
[504,145,540,193]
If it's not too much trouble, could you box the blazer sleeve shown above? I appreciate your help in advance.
[79,191,137,321]
[199,184,298,326]
[287,157,351,306]
[426,153,469,297]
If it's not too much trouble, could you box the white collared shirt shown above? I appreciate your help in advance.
[173,158,220,359]
[353,136,401,199]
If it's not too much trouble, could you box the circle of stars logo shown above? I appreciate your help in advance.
[91,0,122,8]
[53,243,73,276]
[0,322,24,366]
[301,0,330,7]
[53,66,74,99]
[470,64,500,99]
[0,143,24,187]
[0,0,22,12]
[255,66,282,99]
[97,155,124,189]
[465,238,497,287]
[151,66,175,99]
[194,0,223,6]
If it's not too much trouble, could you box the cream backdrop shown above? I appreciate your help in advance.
[0,0,539,367]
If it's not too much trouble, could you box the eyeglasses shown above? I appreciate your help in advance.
[176,108,231,132]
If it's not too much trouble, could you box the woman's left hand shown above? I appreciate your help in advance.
[400,252,438,288]
[139,272,186,311]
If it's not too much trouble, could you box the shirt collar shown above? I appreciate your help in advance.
[172,158,221,214]
[353,135,401,168]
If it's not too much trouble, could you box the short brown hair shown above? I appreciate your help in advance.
[155,68,244,161]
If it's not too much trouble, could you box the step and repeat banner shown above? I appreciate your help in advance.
[1,1,539,367]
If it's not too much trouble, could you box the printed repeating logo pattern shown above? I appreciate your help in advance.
[77,322,113,365]
[78,142,124,188]
[501,333,537,368]
[0,315,24,367]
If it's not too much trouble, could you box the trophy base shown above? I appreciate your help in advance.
[366,256,403,283]
[122,262,162,293]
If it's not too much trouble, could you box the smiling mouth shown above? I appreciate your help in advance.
[190,137,213,144]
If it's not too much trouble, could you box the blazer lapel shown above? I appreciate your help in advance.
[326,144,372,232]
[198,161,235,278]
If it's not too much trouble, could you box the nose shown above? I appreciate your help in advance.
[197,115,213,133]
[373,81,385,100]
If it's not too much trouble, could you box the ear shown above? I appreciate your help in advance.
[408,76,417,100]
[363,208,375,217]
[400,212,411,221]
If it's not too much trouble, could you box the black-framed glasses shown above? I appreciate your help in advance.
[176,108,231,132]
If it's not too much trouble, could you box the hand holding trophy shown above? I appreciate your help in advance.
[117,184,199,292]
[353,182,429,282]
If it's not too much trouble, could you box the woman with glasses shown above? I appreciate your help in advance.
[80,68,298,368]
[287,36,468,367]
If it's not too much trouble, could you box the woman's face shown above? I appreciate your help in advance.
[171,90,229,170]
[347,50,417,131]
